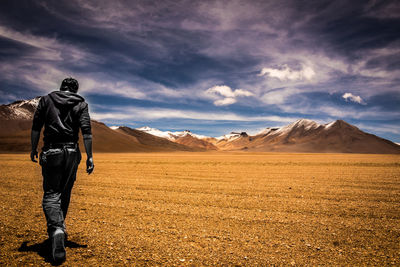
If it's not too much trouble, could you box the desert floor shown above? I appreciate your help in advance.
[0,152,399,266]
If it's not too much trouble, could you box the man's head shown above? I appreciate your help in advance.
[60,77,79,93]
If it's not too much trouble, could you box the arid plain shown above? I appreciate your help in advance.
[0,152,399,266]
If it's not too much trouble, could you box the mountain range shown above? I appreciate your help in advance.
[0,97,399,154]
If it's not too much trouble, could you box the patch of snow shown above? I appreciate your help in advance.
[109,126,120,130]
[171,130,210,139]
[2,97,41,119]
[22,97,40,107]
[137,127,210,140]
[137,126,174,140]
[216,133,241,141]
[324,121,336,129]
[12,108,31,119]
[256,127,280,135]
[8,97,40,109]
[275,119,319,136]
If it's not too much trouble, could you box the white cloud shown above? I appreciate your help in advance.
[214,97,236,106]
[0,60,148,99]
[233,89,254,97]
[355,123,400,135]
[207,85,253,97]
[259,64,315,81]
[0,25,91,63]
[342,93,365,105]
[92,106,298,123]
[206,85,254,106]
[261,88,300,105]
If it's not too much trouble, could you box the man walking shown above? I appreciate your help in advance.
[30,77,94,263]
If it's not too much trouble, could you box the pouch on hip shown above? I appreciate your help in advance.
[40,148,64,167]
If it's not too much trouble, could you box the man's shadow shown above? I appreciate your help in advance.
[18,239,87,266]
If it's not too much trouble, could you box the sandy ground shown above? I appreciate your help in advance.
[0,152,399,266]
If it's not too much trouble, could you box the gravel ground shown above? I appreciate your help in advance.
[0,152,399,266]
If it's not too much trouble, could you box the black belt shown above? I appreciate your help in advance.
[45,142,78,149]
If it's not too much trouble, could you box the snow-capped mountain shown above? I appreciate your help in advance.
[136,126,210,140]
[256,127,280,135]
[135,126,249,143]
[256,119,359,138]
[0,97,41,120]
[274,119,320,135]
[256,119,321,136]
[133,126,216,150]
[215,132,242,141]
[133,119,400,153]
[1,96,399,153]
[239,119,400,153]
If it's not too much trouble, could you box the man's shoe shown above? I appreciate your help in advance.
[52,229,66,263]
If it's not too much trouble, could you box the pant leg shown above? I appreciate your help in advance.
[60,148,81,220]
[41,149,65,236]
[42,191,64,235]
[41,147,81,236]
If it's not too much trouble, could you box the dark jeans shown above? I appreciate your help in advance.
[40,146,81,237]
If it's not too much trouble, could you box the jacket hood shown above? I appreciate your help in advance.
[49,91,85,106]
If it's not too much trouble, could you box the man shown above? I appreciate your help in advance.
[30,77,94,263]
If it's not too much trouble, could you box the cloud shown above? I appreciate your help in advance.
[0,25,93,63]
[264,91,400,121]
[206,85,254,106]
[355,123,400,135]
[206,85,254,98]
[364,1,400,19]
[342,93,365,105]
[0,60,148,99]
[261,88,300,105]
[259,64,316,81]
[92,106,298,123]
[214,97,236,106]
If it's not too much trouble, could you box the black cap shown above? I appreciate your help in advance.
[60,77,79,93]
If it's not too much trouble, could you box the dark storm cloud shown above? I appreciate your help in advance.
[0,0,399,141]
[290,1,400,52]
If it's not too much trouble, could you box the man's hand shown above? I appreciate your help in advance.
[30,150,38,163]
[86,157,94,174]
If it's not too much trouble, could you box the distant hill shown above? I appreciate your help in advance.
[0,98,194,153]
[113,126,196,151]
[212,119,400,154]
[134,119,400,154]
[1,97,399,154]
[134,126,217,150]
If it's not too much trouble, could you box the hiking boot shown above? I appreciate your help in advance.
[52,229,66,263]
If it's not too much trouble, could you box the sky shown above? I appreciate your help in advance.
[0,0,399,141]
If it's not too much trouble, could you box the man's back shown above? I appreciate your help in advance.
[32,91,91,145]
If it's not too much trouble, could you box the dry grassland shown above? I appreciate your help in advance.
[0,152,399,266]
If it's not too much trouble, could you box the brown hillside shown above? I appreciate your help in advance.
[115,126,195,152]
[89,121,151,152]
[0,119,152,153]
[0,98,192,152]
[173,135,218,150]
[222,120,400,154]
[216,133,252,151]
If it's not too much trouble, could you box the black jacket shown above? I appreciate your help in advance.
[32,91,92,144]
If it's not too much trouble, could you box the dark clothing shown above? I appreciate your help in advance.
[40,145,81,235]
[32,91,92,145]
[32,90,91,237]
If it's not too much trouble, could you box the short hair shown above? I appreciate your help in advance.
[60,77,79,93]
